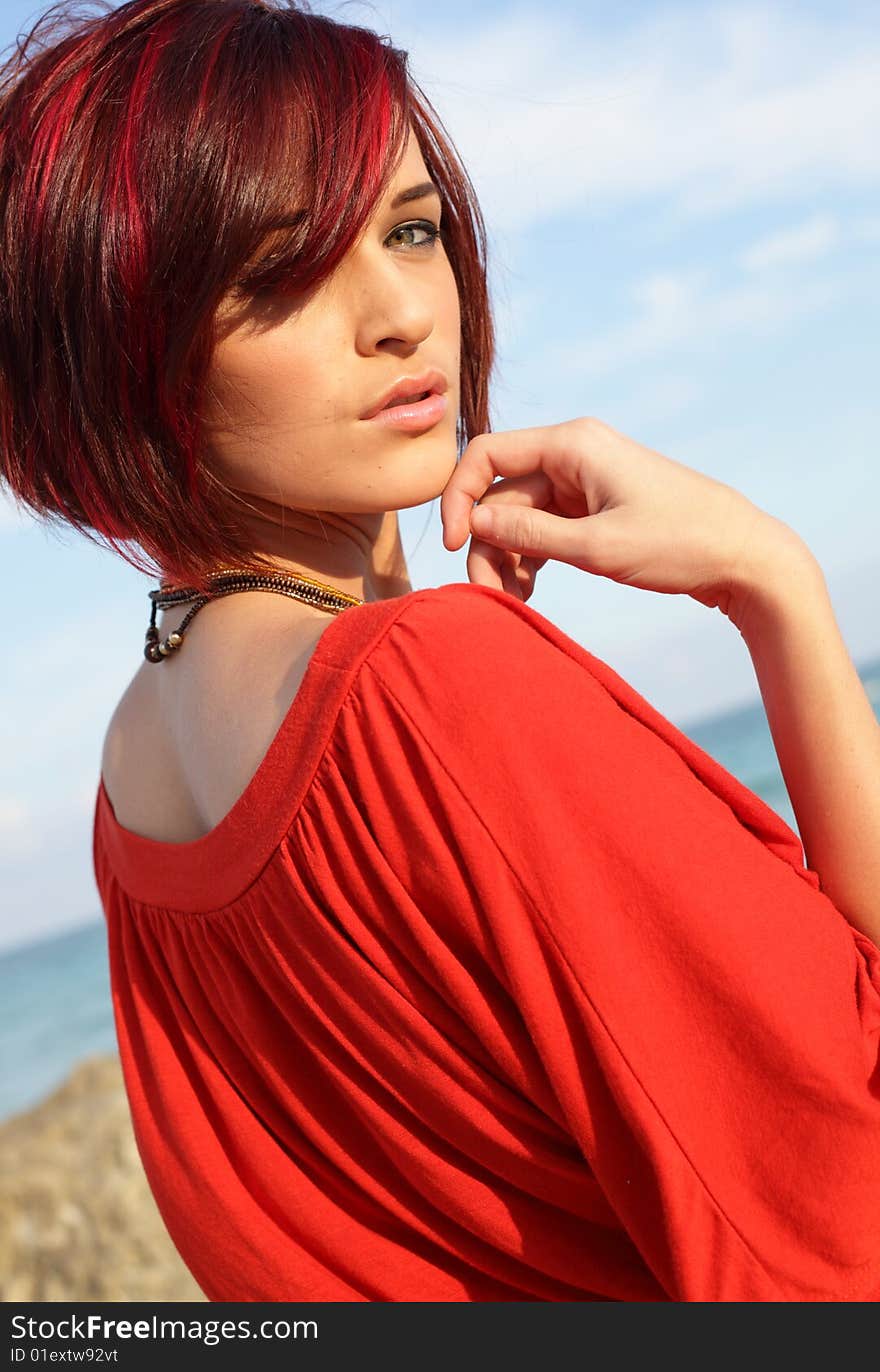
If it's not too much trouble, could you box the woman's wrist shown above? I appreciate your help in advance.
[724,511,823,642]
[726,526,880,944]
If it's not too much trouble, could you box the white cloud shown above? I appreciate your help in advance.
[407,2,880,233]
[0,795,39,858]
[740,214,841,273]
[543,263,841,379]
[624,372,702,427]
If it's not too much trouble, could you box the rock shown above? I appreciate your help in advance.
[0,1053,206,1301]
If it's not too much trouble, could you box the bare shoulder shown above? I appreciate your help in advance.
[101,597,332,843]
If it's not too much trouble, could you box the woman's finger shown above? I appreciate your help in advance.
[516,556,540,601]
[440,423,574,551]
[445,471,555,588]
[457,474,552,592]
[464,534,508,590]
[499,551,523,601]
[465,536,546,599]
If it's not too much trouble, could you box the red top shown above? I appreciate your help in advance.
[92,582,880,1302]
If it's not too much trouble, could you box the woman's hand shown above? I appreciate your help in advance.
[441,416,803,619]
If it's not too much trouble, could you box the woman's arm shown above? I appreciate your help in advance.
[732,529,880,947]
[369,510,413,599]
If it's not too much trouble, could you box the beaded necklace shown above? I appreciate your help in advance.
[144,566,365,664]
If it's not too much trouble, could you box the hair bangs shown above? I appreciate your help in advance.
[216,21,414,308]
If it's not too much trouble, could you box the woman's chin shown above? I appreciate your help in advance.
[384,448,460,509]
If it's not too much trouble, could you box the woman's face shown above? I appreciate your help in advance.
[203,125,462,529]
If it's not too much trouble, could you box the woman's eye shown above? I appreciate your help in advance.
[387,220,444,250]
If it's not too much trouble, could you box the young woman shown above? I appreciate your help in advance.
[2,0,878,1302]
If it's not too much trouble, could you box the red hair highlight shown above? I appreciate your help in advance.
[0,0,495,593]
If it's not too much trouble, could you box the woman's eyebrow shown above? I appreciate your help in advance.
[390,180,441,209]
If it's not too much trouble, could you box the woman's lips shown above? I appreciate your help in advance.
[363,391,448,432]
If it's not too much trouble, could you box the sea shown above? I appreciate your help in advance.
[3,652,880,1127]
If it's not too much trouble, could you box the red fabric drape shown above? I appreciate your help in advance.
[93,583,880,1301]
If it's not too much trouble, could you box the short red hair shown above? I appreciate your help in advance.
[0,0,495,593]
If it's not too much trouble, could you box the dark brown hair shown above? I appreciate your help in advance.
[0,0,495,593]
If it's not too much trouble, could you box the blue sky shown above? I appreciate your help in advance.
[1,0,878,951]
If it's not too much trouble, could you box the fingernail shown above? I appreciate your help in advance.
[470,508,494,535]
